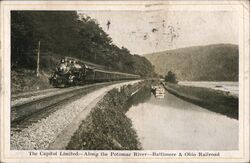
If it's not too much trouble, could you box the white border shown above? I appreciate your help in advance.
[0,1,249,162]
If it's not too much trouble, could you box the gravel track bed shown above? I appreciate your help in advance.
[10,81,140,150]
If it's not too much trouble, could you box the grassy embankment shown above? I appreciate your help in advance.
[11,69,52,94]
[163,82,238,119]
[66,82,151,150]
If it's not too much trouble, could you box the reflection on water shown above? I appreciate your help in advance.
[124,86,151,110]
[126,86,238,150]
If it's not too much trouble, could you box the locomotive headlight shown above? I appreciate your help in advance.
[57,63,67,73]
[60,65,66,71]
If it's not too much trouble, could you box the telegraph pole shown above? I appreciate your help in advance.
[36,40,40,77]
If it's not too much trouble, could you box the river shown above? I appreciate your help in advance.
[178,81,238,97]
[126,88,238,150]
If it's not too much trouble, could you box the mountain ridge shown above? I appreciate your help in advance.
[144,44,238,81]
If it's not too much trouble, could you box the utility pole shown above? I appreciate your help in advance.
[106,20,111,30]
[36,40,40,77]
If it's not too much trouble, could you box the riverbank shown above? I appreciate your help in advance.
[178,81,238,97]
[162,82,238,119]
[66,81,151,150]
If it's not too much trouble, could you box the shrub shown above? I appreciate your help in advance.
[165,71,178,84]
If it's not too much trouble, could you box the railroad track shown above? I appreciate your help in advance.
[11,82,118,131]
[11,88,59,100]
[11,86,87,107]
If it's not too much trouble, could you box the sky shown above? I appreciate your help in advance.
[79,10,239,55]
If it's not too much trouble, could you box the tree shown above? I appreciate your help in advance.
[165,71,178,83]
[11,11,156,77]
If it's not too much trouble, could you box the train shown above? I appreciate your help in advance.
[49,57,140,87]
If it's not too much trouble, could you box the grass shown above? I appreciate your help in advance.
[11,68,52,94]
[66,83,148,150]
[163,82,238,119]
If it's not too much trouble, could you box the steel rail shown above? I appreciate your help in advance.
[11,88,59,100]
[11,82,117,130]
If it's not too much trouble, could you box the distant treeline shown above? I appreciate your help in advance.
[11,11,155,77]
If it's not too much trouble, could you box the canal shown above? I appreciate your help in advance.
[126,86,238,150]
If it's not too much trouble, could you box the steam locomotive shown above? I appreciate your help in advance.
[49,57,140,87]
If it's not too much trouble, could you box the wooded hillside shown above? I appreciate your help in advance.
[145,44,238,81]
[11,11,155,77]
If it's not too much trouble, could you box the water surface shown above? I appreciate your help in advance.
[126,90,238,150]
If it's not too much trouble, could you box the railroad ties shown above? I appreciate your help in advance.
[11,82,113,131]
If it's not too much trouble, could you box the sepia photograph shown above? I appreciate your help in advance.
[0,0,249,162]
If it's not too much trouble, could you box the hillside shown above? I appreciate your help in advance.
[144,44,238,81]
[10,11,156,93]
[11,11,155,77]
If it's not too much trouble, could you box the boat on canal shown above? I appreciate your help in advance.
[151,85,165,98]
